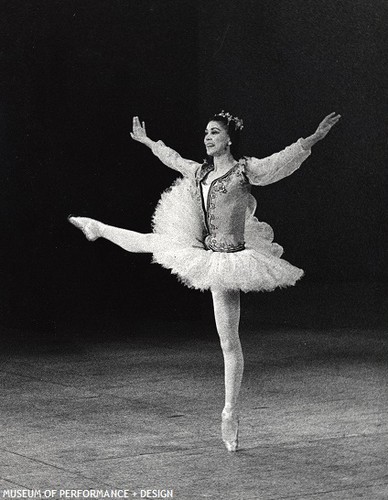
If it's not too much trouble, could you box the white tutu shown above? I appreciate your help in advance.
[151,177,304,292]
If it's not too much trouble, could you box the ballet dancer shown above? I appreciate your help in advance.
[69,110,340,451]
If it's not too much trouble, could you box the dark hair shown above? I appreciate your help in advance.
[207,113,242,159]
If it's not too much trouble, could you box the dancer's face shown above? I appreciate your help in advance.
[204,121,230,157]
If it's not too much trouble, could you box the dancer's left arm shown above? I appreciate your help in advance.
[245,112,341,186]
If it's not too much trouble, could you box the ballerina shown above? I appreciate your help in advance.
[69,111,340,451]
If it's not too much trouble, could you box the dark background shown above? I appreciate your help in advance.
[1,0,387,345]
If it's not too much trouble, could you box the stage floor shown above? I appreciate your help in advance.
[1,322,387,499]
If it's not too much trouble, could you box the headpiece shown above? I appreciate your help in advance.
[216,110,244,131]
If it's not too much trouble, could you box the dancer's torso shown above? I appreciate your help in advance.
[195,161,253,253]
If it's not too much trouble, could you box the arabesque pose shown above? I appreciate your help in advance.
[69,110,340,451]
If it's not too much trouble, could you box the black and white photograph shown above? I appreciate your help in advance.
[1,1,387,498]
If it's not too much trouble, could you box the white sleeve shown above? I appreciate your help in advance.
[151,140,201,178]
[245,139,311,186]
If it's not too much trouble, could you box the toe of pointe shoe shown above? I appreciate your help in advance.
[69,218,87,232]
[67,215,79,226]
[224,439,238,452]
[221,412,239,452]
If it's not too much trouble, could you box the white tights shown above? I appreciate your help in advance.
[100,223,159,253]
[71,217,244,413]
[211,289,243,413]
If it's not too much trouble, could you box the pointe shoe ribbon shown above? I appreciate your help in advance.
[221,408,239,452]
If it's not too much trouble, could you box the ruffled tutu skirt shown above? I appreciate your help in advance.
[151,177,304,292]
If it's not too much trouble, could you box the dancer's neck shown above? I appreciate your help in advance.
[212,151,236,172]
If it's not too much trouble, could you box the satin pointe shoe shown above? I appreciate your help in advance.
[221,407,239,452]
[68,216,101,241]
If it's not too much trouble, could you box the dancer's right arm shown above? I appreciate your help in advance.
[130,116,200,177]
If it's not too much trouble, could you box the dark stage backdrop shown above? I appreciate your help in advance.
[0,0,386,342]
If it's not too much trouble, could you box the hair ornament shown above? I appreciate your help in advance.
[217,110,244,131]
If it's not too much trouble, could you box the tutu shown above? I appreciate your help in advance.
[151,176,304,292]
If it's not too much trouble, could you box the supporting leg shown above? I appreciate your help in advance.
[68,216,158,253]
[211,288,243,451]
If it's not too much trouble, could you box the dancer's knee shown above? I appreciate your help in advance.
[219,336,242,355]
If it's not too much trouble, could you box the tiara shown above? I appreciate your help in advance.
[216,110,244,131]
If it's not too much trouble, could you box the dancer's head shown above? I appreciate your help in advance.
[204,111,243,159]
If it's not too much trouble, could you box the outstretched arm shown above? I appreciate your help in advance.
[130,116,200,177]
[300,112,341,150]
[245,112,341,186]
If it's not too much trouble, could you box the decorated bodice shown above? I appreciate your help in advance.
[195,161,251,252]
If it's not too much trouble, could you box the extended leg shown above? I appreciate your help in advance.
[211,288,243,451]
[68,216,158,253]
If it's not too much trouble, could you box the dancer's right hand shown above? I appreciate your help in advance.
[130,116,149,144]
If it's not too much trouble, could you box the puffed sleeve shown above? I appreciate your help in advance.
[245,139,311,186]
[151,140,201,179]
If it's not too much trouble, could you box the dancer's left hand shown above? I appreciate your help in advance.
[314,112,341,140]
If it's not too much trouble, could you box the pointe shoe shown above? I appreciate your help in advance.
[68,216,102,241]
[221,408,239,452]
